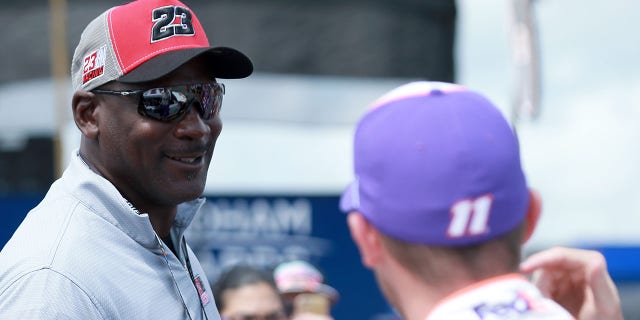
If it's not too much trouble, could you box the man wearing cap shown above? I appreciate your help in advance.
[273,260,339,318]
[0,0,251,319]
[340,81,574,319]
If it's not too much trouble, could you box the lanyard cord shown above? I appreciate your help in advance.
[181,238,209,320]
[119,188,209,319]
[155,234,209,320]
[155,233,193,320]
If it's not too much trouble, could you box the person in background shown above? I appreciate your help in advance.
[0,0,251,318]
[339,81,574,319]
[212,265,288,320]
[273,260,339,319]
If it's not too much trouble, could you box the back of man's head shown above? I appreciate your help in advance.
[340,81,536,281]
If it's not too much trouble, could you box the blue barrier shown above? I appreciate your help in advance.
[585,245,640,283]
[0,193,43,249]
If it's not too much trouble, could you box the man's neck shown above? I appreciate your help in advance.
[381,258,517,320]
[379,261,448,320]
[161,233,177,256]
[147,209,177,238]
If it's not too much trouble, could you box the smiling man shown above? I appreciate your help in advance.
[0,0,251,319]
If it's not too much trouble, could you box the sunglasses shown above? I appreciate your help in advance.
[92,82,225,121]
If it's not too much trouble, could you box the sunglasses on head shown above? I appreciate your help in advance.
[92,82,225,122]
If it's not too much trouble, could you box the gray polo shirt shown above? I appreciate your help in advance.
[0,151,220,320]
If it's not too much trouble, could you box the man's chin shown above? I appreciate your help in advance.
[170,183,206,203]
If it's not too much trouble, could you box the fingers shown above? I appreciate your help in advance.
[585,253,623,320]
[520,246,604,274]
[520,246,624,320]
[529,268,552,297]
[521,246,574,297]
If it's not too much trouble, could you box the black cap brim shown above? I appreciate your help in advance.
[118,47,253,83]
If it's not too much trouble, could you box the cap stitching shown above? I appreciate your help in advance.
[106,9,125,72]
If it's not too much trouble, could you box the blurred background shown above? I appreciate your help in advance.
[1,0,639,318]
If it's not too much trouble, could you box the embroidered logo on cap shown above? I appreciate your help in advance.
[151,6,195,42]
[82,46,106,85]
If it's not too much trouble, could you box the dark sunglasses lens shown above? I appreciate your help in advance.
[139,83,223,121]
[190,83,223,120]
[140,89,188,121]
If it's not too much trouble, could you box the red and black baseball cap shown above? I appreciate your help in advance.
[71,0,252,91]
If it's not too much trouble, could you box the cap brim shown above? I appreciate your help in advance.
[339,180,359,213]
[118,47,253,83]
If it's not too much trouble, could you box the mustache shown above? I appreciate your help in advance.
[166,141,213,156]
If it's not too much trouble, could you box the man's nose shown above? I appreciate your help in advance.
[174,102,210,139]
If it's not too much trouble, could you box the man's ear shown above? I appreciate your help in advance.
[522,189,542,244]
[347,212,384,269]
[72,91,99,138]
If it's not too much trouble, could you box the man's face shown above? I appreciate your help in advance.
[91,58,222,212]
[220,282,287,320]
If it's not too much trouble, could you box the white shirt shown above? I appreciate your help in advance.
[426,274,574,320]
[0,151,220,320]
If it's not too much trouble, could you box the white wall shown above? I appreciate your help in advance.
[456,0,640,248]
[203,74,406,195]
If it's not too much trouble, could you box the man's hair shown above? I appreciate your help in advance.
[380,221,526,286]
[212,264,280,311]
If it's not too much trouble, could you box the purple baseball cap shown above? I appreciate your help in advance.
[340,81,530,246]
